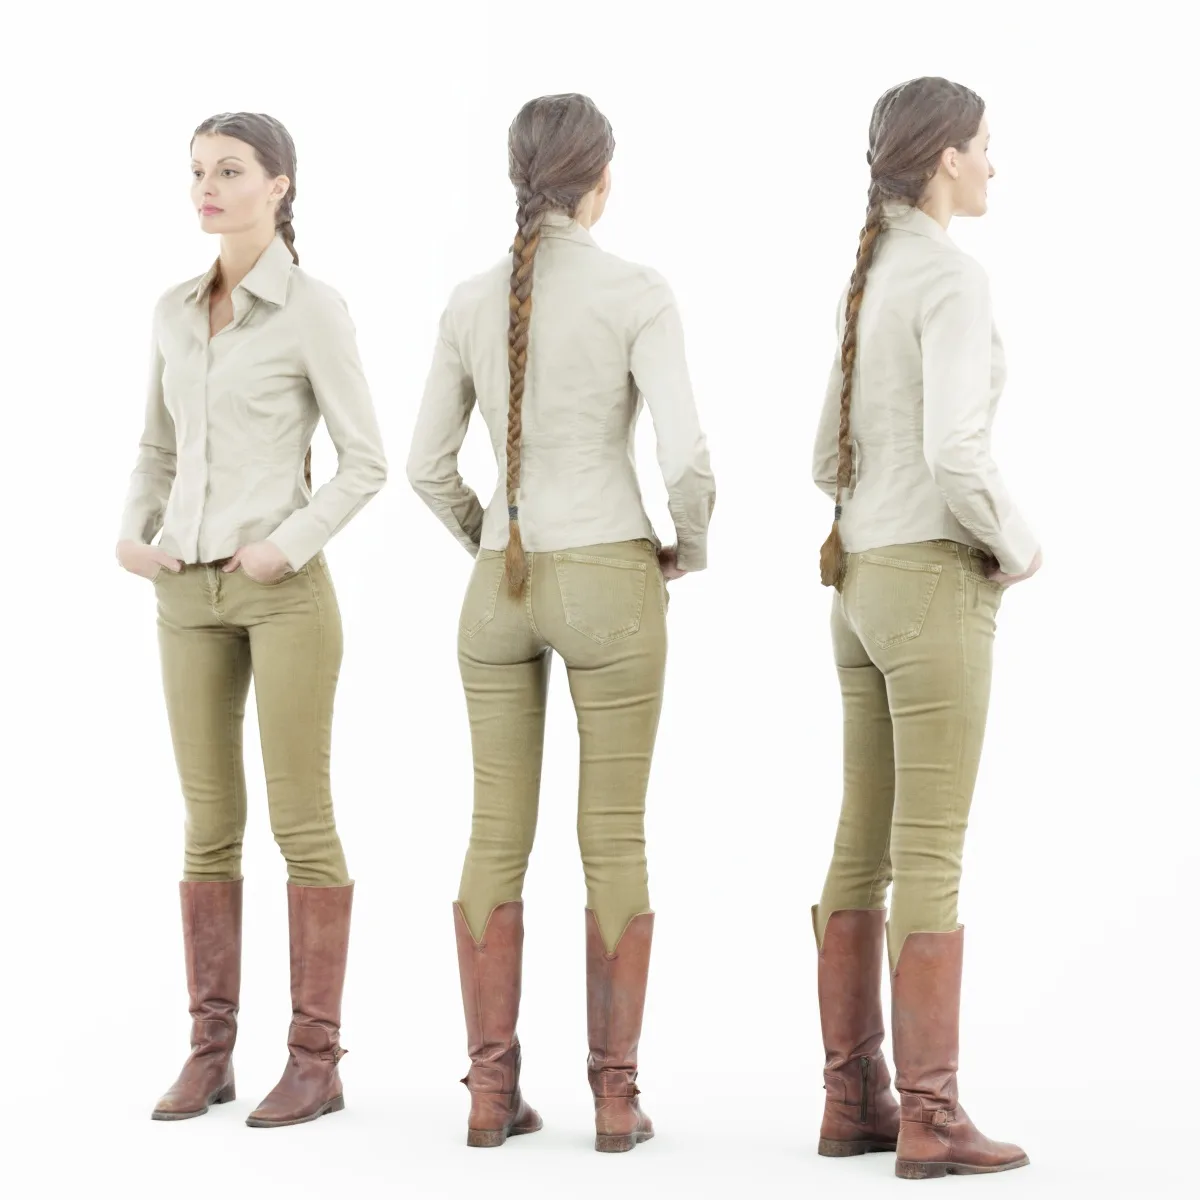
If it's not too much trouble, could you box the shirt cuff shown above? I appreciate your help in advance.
[990,512,1040,577]
[675,538,708,573]
[265,521,321,572]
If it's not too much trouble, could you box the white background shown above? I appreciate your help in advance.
[3,1,1196,1197]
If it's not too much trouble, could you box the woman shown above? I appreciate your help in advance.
[810,78,1040,1179]
[407,92,715,1153]
[116,112,387,1128]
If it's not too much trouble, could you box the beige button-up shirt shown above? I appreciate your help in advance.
[118,235,388,570]
[812,204,1038,576]
[406,213,716,570]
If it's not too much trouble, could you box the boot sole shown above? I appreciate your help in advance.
[245,1093,345,1128]
[896,1154,1030,1179]
[151,1082,236,1121]
[818,1137,897,1157]
[467,1115,544,1148]
[595,1129,655,1154]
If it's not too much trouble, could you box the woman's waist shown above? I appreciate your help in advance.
[841,503,989,560]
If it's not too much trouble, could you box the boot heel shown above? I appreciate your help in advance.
[467,1128,507,1148]
[326,1094,345,1115]
[818,1137,870,1157]
[595,1132,637,1153]
[896,1159,949,1180]
[214,1082,236,1104]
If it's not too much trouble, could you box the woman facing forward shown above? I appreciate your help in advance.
[810,78,1040,1179]
[116,112,387,1128]
[407,93,715,1153]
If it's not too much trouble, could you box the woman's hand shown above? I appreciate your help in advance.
[658,545,689,581]
[223,540,292,583]
[116,539,182,580]
[987,547,1043,587]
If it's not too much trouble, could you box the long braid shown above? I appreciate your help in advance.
[262,116,309,494]
[498,94,614,592]
[504,193,551,594]
[819,185,887,589]
[276,214,309,490]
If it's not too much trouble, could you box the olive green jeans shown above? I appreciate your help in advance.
[153,553,349,887]
[456,539,668,953]
[816,540,1005,968]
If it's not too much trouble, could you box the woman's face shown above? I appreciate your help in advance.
[950,114,995,217]
[190,133,287,236]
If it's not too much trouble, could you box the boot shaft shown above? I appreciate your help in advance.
[813,906,888,1067]
[453,901,526,1091]
[585,910,654,1091]
[285,883,354,1055]
[179,880,243,1044]
[890,924,963,1113]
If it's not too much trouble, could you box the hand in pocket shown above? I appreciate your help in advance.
[986,548,1042,587]
[116,539,182,581]
[223,540,292,584]
[657,545,688,581]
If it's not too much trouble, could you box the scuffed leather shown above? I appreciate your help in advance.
[586,909,655,1141]
[153,880,242,1117]
[248,883,353,1125]
[454,901,541,1136]
[813,906,900,1146]
[891,926,1027,1170]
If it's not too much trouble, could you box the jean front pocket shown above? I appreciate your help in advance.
[853,553,942,648]
[460,553,505,639]
[242,563,300,587]
[553,552,648,645]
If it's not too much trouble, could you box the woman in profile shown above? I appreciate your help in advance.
[810,77,1040,1179]
[408,92,715,1153]
[117,111,387,1128]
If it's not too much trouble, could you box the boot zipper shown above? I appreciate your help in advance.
[859,1056,870,1124]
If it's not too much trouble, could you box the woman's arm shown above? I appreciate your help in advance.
[813,289,849,499]
[266,283,389,571]
[405,299,485,557]
[630,279,716,571]
[117,308,177,545]
[921,258,1039,575]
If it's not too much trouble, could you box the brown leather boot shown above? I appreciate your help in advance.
[152,880,242,1120]
[891,926,1029,1179]
[586,909,655,1153]
[812,905,900,1156]
[454,901,543,1148]
[246,883,353,1128]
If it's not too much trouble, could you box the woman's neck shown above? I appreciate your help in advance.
[216,226,276,293]
[918,191,953,230]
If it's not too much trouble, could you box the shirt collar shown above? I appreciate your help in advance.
[883,202,957,248]
[538,211,598,247]
[185,234,295,306]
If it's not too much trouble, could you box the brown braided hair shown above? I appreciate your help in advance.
[192,112,311,491]
[502,94,615,594]
[819,77,986,589]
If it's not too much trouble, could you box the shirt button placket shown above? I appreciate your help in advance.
[192,332,214,562]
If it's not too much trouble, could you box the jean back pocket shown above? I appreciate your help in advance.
[553,552,648,645]
[460,553,505,638]
[852,553,942,647]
